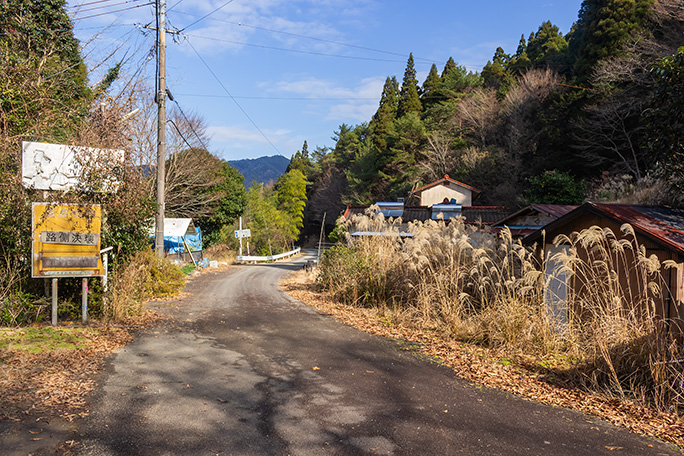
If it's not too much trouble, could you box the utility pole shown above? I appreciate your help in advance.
[155,0,167,258]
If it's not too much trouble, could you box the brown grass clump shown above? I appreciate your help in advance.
[203,244,236,264]
[317,210,684,414]
[105,249,186,322]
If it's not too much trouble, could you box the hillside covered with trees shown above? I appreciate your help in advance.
[291,0,684,233]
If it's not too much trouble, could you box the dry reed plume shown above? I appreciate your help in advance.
[318,209,683,413]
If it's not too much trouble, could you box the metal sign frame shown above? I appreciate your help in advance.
[31,202,105,278]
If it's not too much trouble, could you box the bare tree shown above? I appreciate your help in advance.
[458,88,500,148]
[417,132,456,182]
[502,68,562,159]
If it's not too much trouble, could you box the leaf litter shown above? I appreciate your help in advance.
[280,270,684,448]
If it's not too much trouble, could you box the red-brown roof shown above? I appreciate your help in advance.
[523,202,684,255]
[493,204,578,227]
[410,174,481,196]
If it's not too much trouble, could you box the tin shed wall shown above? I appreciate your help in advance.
[542,214,683,328]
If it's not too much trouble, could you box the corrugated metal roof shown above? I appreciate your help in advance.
[523,203,684,255]
[591,203,684,253]
[532,204,579,219]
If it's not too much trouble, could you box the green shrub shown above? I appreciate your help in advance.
[1,291,48,326]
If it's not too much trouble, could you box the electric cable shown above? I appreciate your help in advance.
[172,11,435,64]
[167,0,184,13]
[71,2,153,21]
[186,38,281,155]
[175,94,379,101]
[170,96,212,153]
[179,0,236,32]
[70,0,146,15]
[185,33,411,64]
[68,0,125,9]
[167,118,198,151]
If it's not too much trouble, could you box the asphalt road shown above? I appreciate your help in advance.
[77,252,677,455]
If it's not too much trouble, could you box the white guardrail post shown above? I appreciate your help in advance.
[237,247,301,263]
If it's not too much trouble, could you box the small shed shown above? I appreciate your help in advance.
[523,203,684,328]
[151,218,203,263]
[410,175,481,207]
[493,204,578,239]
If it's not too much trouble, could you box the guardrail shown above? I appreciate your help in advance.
[237,247,301,263]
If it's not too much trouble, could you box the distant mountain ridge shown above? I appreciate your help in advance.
[228,155,290,186]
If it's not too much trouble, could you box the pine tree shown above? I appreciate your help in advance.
[397,53,422,117]
[569,0,654,80]
[421,64,441,107]
[526,21,569,68]
[442,57,457,78]
[483,47,511,90]
[287,140,313,177]
[509,34,532,74]
[370,77,399,151]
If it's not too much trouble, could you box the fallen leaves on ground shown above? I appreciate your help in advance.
[280,270,684,448]
[0,325,133,422]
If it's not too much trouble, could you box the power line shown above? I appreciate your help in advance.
[185,33,412,64]
[168,118,199,151]
[179,0,236,32]
[70,0,146,14]
[68,0,125,9]
[167,0,184,12]
[176,93,379,101]
[71,2,153,21]
[172,11,435,64]
[186,38,281,156]
[170,96,211,153]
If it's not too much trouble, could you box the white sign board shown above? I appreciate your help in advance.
[234,229,251,238]
[22,141,124,192]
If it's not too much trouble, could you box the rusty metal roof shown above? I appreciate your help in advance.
[591,203,684,254]
[523,203,684,255]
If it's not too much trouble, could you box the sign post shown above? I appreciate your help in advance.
[234,218,252,262]
[32,203,105,325]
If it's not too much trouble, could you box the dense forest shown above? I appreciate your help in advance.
[288,0,684,235]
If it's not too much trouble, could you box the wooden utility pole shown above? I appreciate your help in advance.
[155,0,167,257]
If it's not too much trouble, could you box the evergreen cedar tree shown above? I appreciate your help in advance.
[302,0,683,220]
[397,53,422,117]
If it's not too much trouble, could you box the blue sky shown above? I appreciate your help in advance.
[68,0,583,161]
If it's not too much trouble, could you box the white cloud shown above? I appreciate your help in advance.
[207,125,291,144]
[262,75,383,122]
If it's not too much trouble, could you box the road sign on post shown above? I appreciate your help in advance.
[234,229,251,238]
[32,203,105,278]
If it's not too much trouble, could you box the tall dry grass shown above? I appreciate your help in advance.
[105,249,186,322]
[318,209,684,412]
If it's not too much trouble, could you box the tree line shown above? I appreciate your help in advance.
[293,0,684,237]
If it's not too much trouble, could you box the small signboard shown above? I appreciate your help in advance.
[31,203,105,278]
[22,141,124,192]
[234,229,251,238]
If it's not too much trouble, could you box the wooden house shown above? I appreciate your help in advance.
[523,203,684,328]
[410,175,481,207]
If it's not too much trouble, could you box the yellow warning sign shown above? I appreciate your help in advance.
[31,203,104,278]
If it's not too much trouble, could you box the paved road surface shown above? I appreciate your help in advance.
[77,252,677,455]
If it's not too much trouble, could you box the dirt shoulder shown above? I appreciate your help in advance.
[0,325,134,456]
[280,269,684,450]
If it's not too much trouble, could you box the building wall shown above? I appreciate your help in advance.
[540,214,683,331]
[420,183,472,206]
